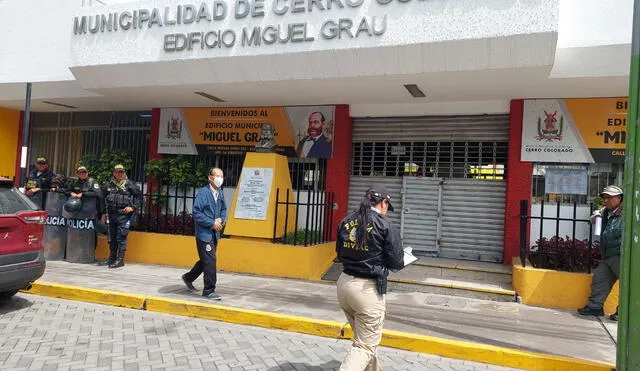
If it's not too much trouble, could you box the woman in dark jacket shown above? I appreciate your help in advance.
[335,184,404,371]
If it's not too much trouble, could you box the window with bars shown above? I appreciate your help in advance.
[29,111,151,181]
[531,163,623,205]
[351,141,508,179]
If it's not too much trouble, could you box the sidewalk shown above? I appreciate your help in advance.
[29,261,616,370]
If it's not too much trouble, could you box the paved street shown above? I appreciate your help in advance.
[37,261,617,364]
[0,294,521,371]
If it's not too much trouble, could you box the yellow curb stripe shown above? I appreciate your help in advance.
[145,296,353,339]
[23,282,614,371]
[380,329,614,371]
[390,278,516,296]
[24,282,146,310]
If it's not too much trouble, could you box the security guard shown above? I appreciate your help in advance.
[101,164,141,268]
[335,184,404,371]
[24,156,54,209]
[65,166,100,202]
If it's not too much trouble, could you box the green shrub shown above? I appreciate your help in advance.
[77,149,133,185]
[281,229,322,245]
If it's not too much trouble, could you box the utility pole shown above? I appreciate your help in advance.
[619,0,640,368]
[18,82,32,188]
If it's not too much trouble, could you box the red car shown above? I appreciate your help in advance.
[0,178,47,299]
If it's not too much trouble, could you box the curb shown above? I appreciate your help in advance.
[389,277,516,297]
[23,282,615,371]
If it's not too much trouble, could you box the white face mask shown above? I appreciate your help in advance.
[213,176,224,188]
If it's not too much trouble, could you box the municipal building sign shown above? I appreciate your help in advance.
[71,0,423,52]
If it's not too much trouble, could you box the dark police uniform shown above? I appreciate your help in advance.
[335,185,404,371]
[65,176,101,200]
[25,168,54,210]
[102,176,141,268]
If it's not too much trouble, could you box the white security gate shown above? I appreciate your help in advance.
[399,178,506,262]
[347,176,402,228]
[439,179,506,262]
[348,114,509,262]
[400,177,441,254]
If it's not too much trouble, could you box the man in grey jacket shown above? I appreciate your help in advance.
[578,185,623,321]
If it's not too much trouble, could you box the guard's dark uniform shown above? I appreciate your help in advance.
[25,168,54,209]
[102,178,141,267]
[65,176,101,199]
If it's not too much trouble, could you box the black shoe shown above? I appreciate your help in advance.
[577,306,604,316]
[98,259,113,266]
[610,312,618,321]
[108,259,124,268]
[182,275,196,292]
[203,292,221,300]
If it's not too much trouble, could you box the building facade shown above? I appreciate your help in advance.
[0,0,633,265]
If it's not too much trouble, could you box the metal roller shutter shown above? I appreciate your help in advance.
[401,177,441,254]
[348,114,509,262]
[347,176,402,228]
[352,115,509,142]
[440,179,506,263]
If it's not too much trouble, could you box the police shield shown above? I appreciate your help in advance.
[27,192,44,210]
[42,192,67,260]
[63,197,97,263]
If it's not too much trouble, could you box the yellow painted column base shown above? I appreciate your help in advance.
[512,258,618,313]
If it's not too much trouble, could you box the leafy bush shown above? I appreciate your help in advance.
[77,149,133,185]
[144,155,194,186]
[281,229,323,245]
[528,236,601,273]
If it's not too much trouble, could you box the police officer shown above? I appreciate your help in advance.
[65,166,100,202]
[24,156,54,209]
[49,173,68,194]
[336,184,404,371]
[101,164,141,268]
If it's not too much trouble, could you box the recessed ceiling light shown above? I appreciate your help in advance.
[404,84,426,98]
[42,101,78,109]
[194,91,225,103]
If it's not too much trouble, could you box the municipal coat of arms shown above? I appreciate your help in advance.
[167,117,182,139]
[536,110,563,142]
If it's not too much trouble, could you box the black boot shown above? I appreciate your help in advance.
[109,249,125,268]
[99,249,117,266]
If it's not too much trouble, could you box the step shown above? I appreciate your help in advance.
[411,257,512,284]
[322,258,516,302]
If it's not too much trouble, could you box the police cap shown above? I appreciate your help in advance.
[367,184,394,212]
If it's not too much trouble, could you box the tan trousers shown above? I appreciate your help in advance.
[336,272,386,371]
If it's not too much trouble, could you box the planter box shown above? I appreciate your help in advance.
[97,232,335,281]
[512,258,618,313]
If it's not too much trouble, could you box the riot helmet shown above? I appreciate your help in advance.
[63,198,82,213]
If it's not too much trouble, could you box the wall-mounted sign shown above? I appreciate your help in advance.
[522,98,627,163]
[544,168,588,195]
[234,167,273,220]
[390,146,406,156]
[158,106,334,158]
